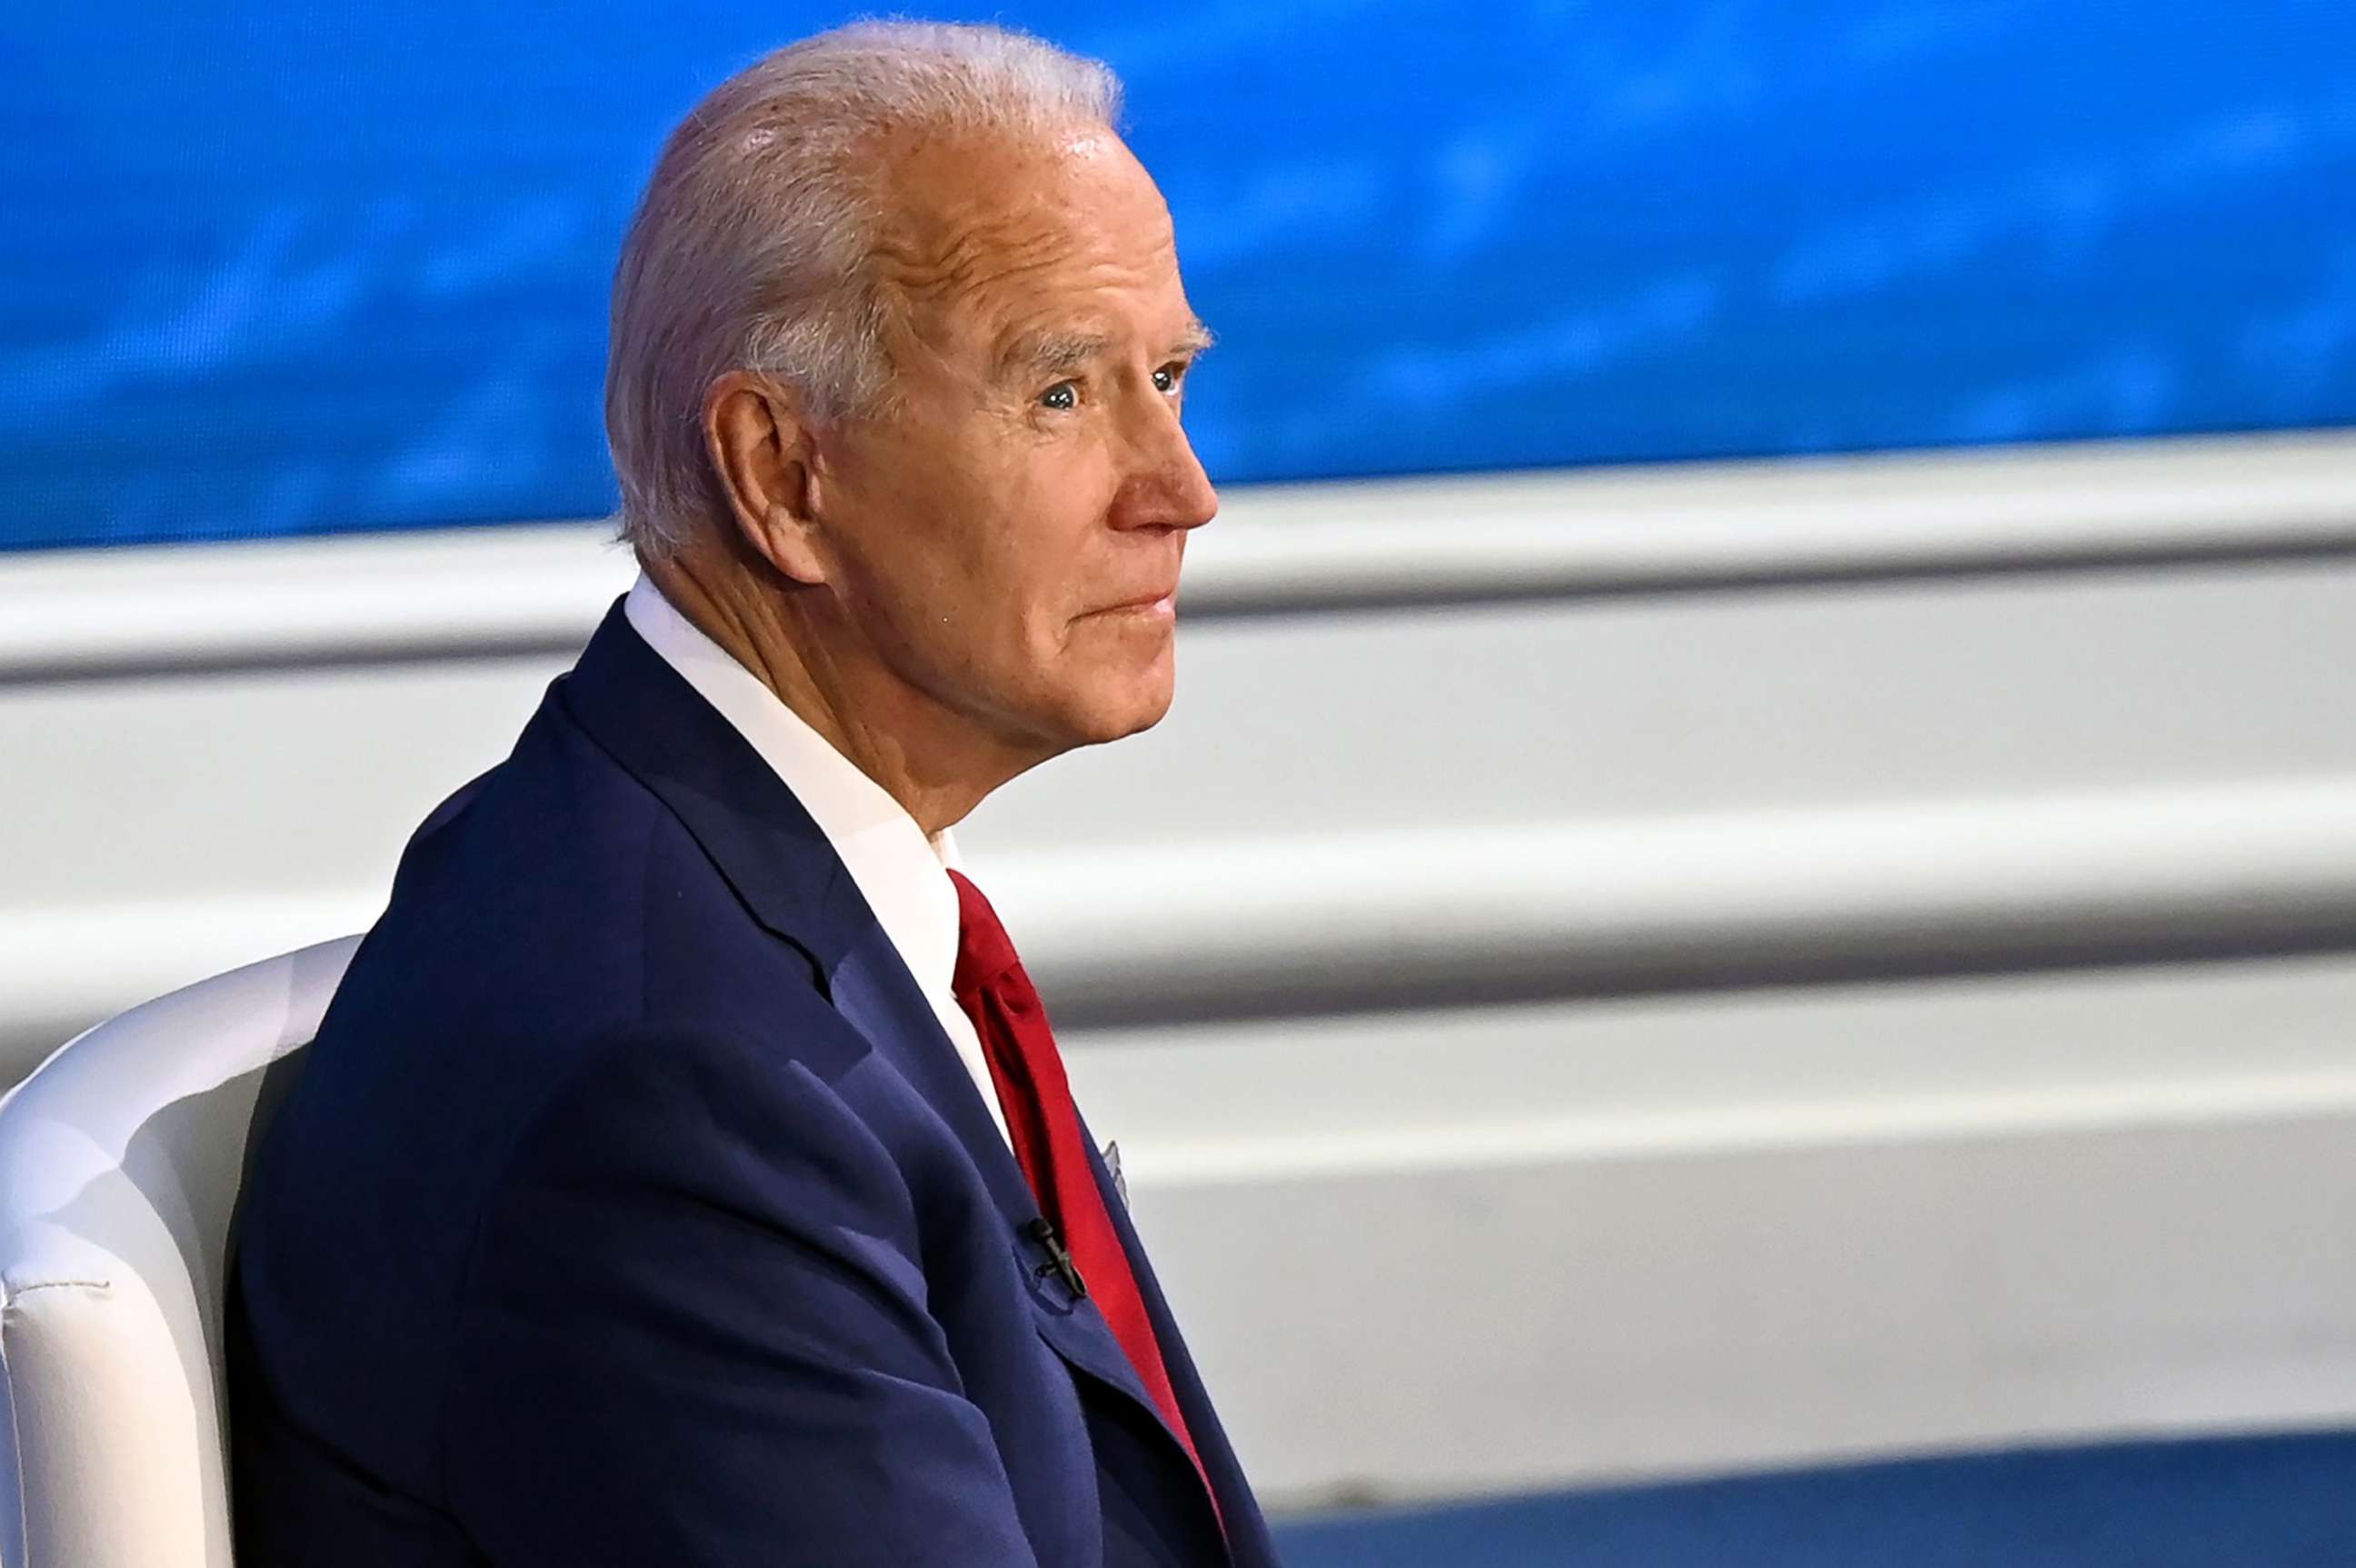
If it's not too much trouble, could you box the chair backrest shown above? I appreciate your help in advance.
[0,937,360,1568]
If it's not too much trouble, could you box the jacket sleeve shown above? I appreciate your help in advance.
[441,1024,1042,1567]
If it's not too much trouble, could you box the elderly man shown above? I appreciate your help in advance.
[226,22,1273,1567]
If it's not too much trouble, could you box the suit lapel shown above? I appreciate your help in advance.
[1080,1116,1275,1562]
[556,604,1209,1473]
[827,877,1219,1484]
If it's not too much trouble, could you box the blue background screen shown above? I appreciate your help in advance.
[5,3,2352,549]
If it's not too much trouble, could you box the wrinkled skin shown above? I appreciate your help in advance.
[654,123,1217,832]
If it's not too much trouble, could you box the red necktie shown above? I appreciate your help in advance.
[947,870,1220,1515]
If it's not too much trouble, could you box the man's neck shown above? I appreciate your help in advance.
[641,554,1033,835]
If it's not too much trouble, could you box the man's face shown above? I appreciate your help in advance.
[806,125,1218,760]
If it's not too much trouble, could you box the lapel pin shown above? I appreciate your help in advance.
[1102,1139,1128,1210]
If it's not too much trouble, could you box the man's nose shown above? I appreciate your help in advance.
[1111,394,1218,533]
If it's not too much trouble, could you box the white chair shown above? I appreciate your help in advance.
[0,937,360,1568]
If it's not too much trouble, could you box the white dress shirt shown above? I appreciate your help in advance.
[624,574,1013,1151]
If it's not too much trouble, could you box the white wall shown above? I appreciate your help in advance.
[6,431,2356,1508]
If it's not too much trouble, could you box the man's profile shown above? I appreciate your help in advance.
[227,22,1273,1565]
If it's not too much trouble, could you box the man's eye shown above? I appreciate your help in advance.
[1039,382,1079,412]
[1153,363,1187,394]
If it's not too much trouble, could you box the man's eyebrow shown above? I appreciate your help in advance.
[996,329,1115,384]
[1171,318,1217,358]
[993,318,1219,384]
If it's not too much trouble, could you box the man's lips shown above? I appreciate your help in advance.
[1091,586,1179,616]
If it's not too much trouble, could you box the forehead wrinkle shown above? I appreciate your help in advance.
[870,216,1071,310]
[870,152,1136,295]
[864,135,1187,370]
[874,190,1176,309]
[877,237,1185,381]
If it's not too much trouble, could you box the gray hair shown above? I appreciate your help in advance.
[604,21,1123,558]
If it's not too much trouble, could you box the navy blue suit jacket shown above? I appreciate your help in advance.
[228,603,1276,1566]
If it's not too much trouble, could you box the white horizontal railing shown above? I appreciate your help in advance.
[0,524,637,684]
[5,429,2356,682]
[990,777,2356,1025]
[1189,426,2356,611]
[9,775,2356,1073]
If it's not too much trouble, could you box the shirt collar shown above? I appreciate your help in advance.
[622,574,963,998]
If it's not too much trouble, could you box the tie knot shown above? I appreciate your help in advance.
[948,869,1022,998]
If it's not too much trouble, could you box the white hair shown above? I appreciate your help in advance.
[604,21,1123,558]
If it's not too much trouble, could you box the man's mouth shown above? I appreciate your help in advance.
[1092,587,1178,618]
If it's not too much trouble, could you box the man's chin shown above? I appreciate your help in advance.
[1061,671,1175,748]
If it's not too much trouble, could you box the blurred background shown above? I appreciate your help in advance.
[6,2,2356,1562]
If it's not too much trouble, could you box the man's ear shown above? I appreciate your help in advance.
[703,370,829,585]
